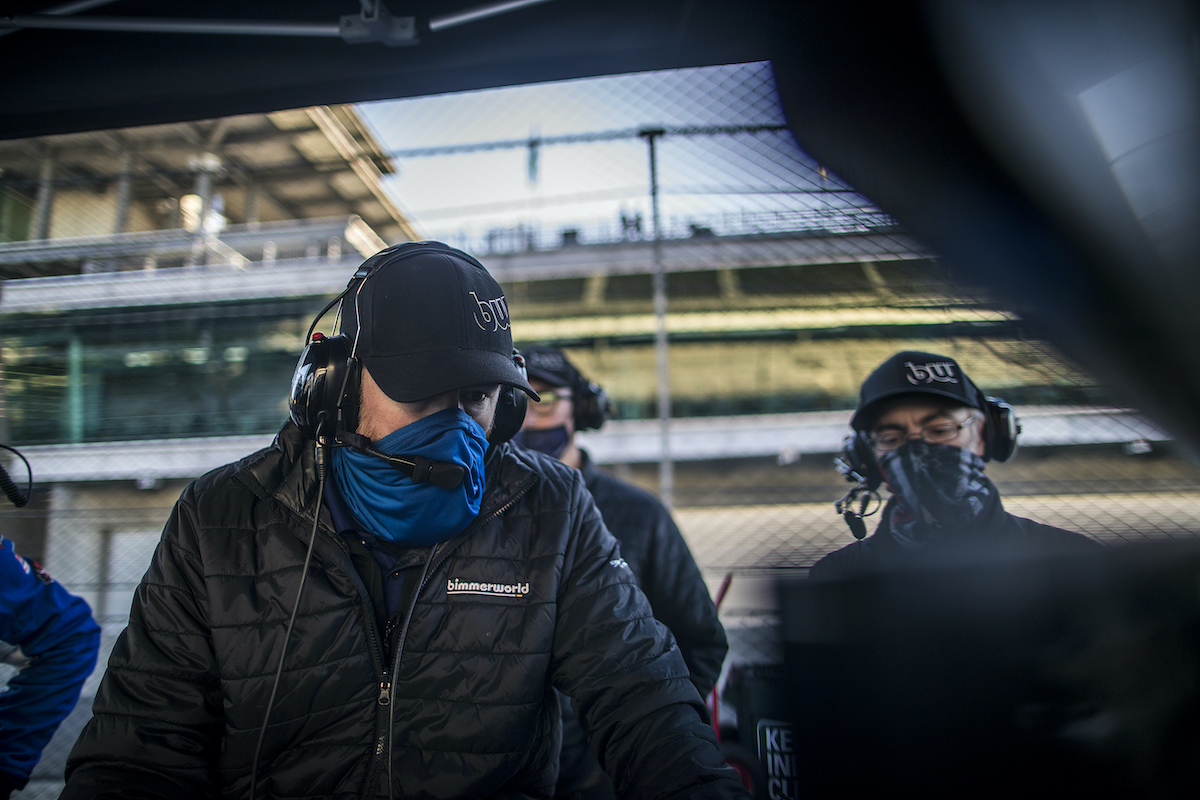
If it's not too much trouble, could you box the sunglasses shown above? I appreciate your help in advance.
[529,389,571,413]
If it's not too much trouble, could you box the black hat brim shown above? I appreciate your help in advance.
[850,386,981,431]
[525,366,574,387]
[364,348,538,403]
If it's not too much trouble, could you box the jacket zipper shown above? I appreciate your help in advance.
[370,474,537,799]
[311,529,389,800]
[372,544,440,799]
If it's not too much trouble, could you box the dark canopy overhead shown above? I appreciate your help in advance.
[4,0,1200,452]
[0,0,786,140]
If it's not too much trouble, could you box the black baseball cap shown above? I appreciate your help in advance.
[522,346,585,390]
[340,241,537,403]
[851,351,985,431]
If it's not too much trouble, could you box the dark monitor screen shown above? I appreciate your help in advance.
[778,542,1200,798]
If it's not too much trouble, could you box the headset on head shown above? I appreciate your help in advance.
[287,243,529,451]
[523,347,613,431]
[839,394,1021,493]
[572,379,612,432]
[267,244,533,800]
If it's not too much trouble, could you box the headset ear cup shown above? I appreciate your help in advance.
[490,350,531,445]
[573,381,610,431]
[983,397,1019,462]
[289,334,352,441]
[843,431,884,491]
[487,386,525,443]
[489,386,528,445]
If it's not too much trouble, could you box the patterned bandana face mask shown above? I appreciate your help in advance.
[879,439,1001,549]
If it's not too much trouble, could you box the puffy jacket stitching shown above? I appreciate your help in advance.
[134,598,357,629]
[207,601,357,630]
[136,626,213,638]
[157,537,203,563]
[69,759,211,778]
[232,701,367,729]
[557,582,648,621]
[192,522,260,533]
[391,744,543,757]
[90,707,217,723]
[440,552,562,563]
[199,565,313,579]
[111,654,358,685]
[136,581,207,596]
[388,694,545,707]
[219,652,361,683]
[214,734,365,755]
[100,663,220,683]
[557,615,667,669]
[409,647,553,657]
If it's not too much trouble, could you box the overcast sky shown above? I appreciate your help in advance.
[357,62,863,249]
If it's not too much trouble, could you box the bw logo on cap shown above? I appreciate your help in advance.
[851,351,984,431]
[905,360,959,385]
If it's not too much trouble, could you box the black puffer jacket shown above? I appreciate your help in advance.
[578,452,727,696]
[556,453,729,800]
[809,498,1102,581]
[63,422,746,800]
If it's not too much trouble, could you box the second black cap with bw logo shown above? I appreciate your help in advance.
[851,350,987,431]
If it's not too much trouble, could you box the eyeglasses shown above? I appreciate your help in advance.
[870,417,977,451]
[529,389,571,414]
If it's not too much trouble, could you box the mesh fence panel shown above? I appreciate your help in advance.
[2,60,1198,788]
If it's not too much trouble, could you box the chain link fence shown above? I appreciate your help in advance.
[2,60,1199,793]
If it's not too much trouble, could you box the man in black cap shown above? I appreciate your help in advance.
[515,346,729,800]
[63,243,748,800]
[809,350,1099,579]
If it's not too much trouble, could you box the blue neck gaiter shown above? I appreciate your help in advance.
[332,408,489,545]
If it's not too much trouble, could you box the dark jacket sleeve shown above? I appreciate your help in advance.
[586,466,728,695]
[62,482,224,800]
[549,473,748,800]
[807,541,866,582]
[636,505,728,695]
[0,537,100,790]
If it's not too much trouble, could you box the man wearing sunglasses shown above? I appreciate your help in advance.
[515,346,728,800]
[810,350,1098,580]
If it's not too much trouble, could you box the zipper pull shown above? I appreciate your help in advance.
[378,680,392,706]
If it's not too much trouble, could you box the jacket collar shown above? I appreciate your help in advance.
[236,421,539,531]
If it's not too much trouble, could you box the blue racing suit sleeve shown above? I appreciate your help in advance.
[0,536,101,790]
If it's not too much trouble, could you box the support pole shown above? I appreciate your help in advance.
[112,146,133,234]
[66,334,84,443]
[187,156,218,266]
[641,128,673,507]
[245,180,261,228]
[30,152,55,240]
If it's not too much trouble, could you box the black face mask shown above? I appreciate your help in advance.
[512,425,572,459]
[879,440,1002,548]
